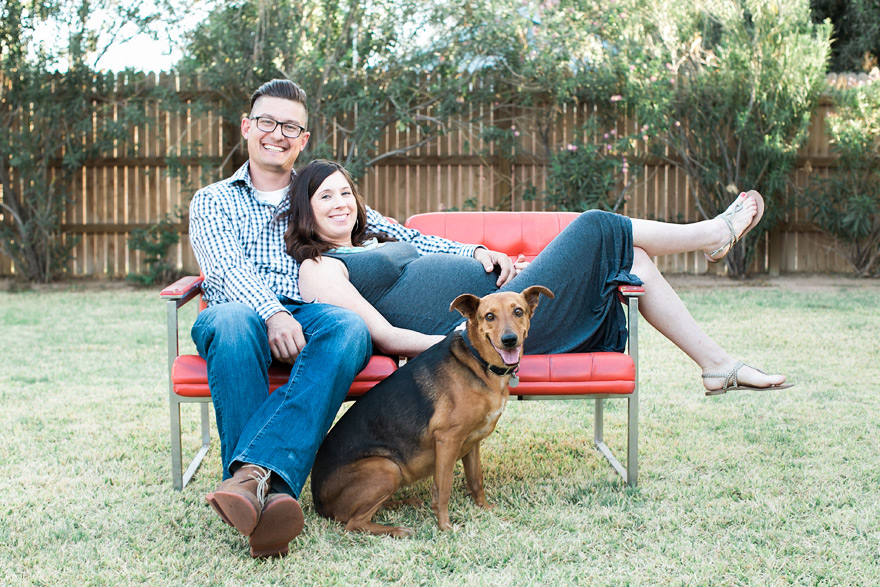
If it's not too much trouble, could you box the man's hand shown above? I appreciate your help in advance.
[266,311,306,364]
[473,248,516,286]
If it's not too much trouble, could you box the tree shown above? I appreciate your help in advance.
[811,0,880,73]
[0,0,158,282]
[413,0,641,210]
[177,0,472,179]
[803,83,880,276]
[614,0,832,277]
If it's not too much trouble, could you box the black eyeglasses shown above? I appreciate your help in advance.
[250,116,307,138]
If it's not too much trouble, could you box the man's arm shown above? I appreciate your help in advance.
[189,189,304,363]
[364,208,482,257]
[365,207,515,286]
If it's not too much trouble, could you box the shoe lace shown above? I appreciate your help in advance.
[243,465,272,508]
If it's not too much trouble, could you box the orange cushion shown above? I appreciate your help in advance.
[515,353,634,395]
[172,352,634,398]
[172,354,399,398]
[405,211,579,261]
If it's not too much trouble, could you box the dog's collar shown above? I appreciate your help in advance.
[460,331,519,377]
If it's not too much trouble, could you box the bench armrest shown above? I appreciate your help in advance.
[161,275,204,303]
[161,275,204,395]
[618,285,645,297]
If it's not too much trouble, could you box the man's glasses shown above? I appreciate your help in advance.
[250,117,306,139]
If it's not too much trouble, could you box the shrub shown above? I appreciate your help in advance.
[802,83,880,277]
[615,0,832,277]
[543,121,641,213]
[126,211,184,286]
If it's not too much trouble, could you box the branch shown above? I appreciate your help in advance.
[364,135,441,168]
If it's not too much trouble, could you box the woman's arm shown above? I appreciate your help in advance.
[298,256,445,357]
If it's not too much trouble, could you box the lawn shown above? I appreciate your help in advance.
[1,276,879,586]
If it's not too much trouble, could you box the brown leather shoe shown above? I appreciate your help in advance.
[248,493,305,558]
[205,464,271,536]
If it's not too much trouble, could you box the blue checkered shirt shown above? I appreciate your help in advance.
[189,162,481,321]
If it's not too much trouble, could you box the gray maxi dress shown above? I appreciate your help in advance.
[324,210,643,355]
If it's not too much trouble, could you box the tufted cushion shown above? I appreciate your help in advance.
[405,211,579,261]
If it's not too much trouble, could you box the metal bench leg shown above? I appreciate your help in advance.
[595,396,628,483]
[170,393,184,491]
[594,294,640,486]
[167,296,211,490]
[627,296,639,487]
[626,392,638,486]
[180,401,211,489]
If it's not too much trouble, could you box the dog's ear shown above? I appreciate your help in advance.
[450,293,482,319]
[521,285,554,314]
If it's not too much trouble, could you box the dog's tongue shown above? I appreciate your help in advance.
[498,346,521,366]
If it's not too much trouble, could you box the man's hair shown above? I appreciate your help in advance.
[249,79,309,120]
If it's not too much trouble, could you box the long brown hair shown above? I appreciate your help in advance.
[284,160,372,263]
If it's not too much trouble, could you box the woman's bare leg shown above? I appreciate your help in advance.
[630,247,787,392]
[630,192,758,258]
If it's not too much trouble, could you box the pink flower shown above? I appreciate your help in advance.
[610,95,623,102]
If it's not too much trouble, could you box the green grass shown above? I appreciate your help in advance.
[2,278,879,586]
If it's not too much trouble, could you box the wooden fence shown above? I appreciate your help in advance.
[0,73,851,279]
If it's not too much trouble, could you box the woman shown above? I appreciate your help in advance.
[285,160,790,395]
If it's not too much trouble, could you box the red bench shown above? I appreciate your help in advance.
[161,211,643,490]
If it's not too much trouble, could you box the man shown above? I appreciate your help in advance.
[188,79,372,558]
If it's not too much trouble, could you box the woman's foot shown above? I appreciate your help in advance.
[705,191,764,263]
[702,360,791,396]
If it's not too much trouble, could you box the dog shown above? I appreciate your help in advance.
[310,285,554,536]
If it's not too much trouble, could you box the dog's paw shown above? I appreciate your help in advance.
[389,526,414,538]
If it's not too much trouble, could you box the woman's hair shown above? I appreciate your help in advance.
[284,159,378,263]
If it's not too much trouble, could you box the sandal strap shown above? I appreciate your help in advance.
[702,360,744,391]
[702,361,768,392]
[707,203,741,259]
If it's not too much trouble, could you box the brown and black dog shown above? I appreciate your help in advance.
[310,285,553,537]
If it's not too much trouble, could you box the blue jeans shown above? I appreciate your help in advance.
[192,300,372,497]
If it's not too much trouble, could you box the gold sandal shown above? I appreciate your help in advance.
[705,192,765,263]
[702,360,794,396]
